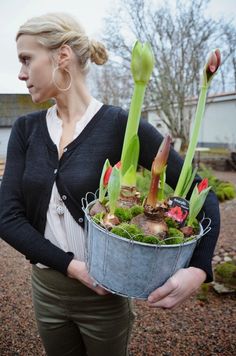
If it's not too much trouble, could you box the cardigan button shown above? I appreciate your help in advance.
[63,148,68,153]
[62,195,67,200]
[54,169,58,174]
[78,217,83,223]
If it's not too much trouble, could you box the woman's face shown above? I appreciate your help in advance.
[17,35,56,103]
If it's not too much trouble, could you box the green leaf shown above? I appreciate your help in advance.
[98,159,111,202]
[158,165,167,201]
[122,165,137,187]
[182,166,198,198]
[108,167,121,215]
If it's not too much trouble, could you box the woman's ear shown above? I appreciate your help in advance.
[58,44,73,68]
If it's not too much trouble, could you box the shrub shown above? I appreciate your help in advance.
[215,261,236,287]
[198,164,236,201]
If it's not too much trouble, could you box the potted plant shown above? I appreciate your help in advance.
[82,41,221,299]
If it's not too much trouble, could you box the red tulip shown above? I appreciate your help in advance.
[103,166,112,186]
[197,178,208,193]
[115,161,122,170]
[103,161,121,186]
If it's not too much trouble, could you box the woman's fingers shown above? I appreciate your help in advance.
[147,275,179,307]
[67,259,109,295]
[147,267,206,309]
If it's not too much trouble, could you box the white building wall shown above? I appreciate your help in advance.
[199,100,236,148]
[0,128,11,158]
[147,95,236,148]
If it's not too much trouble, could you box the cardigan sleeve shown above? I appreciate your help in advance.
[0,117,74,274]
[117,109,220,282]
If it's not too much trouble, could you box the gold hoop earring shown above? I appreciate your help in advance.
[52,66,72,92]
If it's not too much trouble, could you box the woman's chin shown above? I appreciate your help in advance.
[31,93,48,104]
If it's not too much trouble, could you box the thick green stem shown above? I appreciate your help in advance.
[174,86,208,196]
[121,83,146,164]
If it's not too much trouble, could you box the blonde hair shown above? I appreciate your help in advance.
[16,13,108,72]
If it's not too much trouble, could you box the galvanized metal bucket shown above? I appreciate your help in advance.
[82,194,211,300]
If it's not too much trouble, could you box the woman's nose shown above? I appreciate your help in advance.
[18,67,28,81]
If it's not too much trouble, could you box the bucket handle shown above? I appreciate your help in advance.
[200,214,212,236]
[81,191,98,211]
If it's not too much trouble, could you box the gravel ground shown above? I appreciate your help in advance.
[0,171,236,356]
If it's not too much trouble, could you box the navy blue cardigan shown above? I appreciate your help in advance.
[0,105,220,280]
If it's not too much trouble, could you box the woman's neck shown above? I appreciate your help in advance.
[54,81,92,124]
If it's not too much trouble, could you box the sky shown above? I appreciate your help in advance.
[0,0,236,94]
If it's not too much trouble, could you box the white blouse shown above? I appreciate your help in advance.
[37,98,103,268]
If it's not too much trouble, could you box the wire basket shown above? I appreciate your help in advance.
[82,192,211,300]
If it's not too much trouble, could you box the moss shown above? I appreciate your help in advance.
[92,212,105,225]
[161,221,185,244]
[111,223,142,239]
[142,235,163,244]
[110,224,162,245]
[196,283,210,302]
[184,236,195,242]
[215,261,236,286]
[164,236,184,245]
[168,228,184,238]
[165,217,178,228]
[133,234,145,242]
[114,207,132,222]
[130,205,144,217]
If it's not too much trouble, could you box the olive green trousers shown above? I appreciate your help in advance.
[31,266,135,356]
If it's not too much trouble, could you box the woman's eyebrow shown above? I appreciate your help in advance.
[18,51,33,60]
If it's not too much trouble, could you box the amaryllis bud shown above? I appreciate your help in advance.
[208,52,218,73]
[152,135,172,175]
[204,49,221,84]
[146,135,172,208]
[197,178,208,193]
[131,41,155,85]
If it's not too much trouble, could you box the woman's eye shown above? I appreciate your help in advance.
[22,57,30,65]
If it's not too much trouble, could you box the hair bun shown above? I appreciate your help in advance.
[90,40,108,65]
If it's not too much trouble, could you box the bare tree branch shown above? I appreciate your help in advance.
[92,0,236,146]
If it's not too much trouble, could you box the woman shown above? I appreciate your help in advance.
[0,12,220,356]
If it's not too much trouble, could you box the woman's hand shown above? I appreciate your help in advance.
[147,267,206,309]
[67,259,109,295]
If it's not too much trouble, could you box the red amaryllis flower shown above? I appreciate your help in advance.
[197,178,208,193]
[103,161,121,186]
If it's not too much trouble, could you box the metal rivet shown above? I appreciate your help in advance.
[62,195,67,200]
[78,217,83,223]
